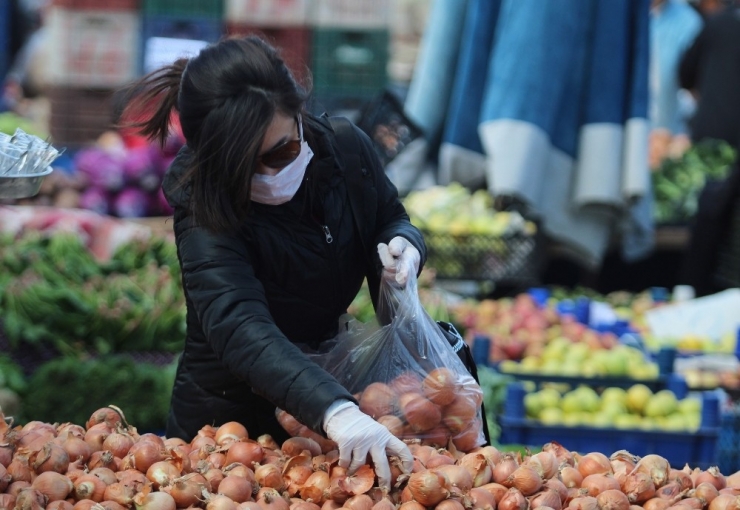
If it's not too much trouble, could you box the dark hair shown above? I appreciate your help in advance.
[120,36,310,232]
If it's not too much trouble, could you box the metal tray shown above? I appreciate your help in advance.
[0,166,53,199]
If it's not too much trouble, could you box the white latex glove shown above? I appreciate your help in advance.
[324,400,413,491]
[377,236,421,286]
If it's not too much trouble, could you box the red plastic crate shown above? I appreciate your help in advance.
[225,24,311,85]
[51,0,139,10]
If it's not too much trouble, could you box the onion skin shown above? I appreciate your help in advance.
[694,482,721,505]
[499,488,528,510]
[0,493,16,510]
[561,466,584,489]
[581,474,621,497]
[505,465,543,496]
[225,442,264,467]
[708,494,740,510]
[422,368,458,406]
[697,468,727,492]
[407,471,449,507]
[217,475,253,503]
[214,422,249,446]
[577,453,613,478]
[359,383,397,419]
[622,472,657,504]
[434,498,466,510]
[596,490,630,510]
[32,471,74,502]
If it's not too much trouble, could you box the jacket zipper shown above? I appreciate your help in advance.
[322,225,333,244]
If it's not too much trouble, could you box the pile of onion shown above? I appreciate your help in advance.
[1,406,739,510]
[278,369,486,454]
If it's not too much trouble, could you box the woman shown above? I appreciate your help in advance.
[121,36,424,490]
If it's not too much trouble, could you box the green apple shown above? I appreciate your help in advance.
[678,397,702,416]
[574,386,600,413]
[540,407,564,425]
[561,393,583,414]
[626,384,653,414]
[591,413,614,428]
[524,393,542,418]
[614,414,641,429]
[601,387,628,406]
[601,400,628,420]
[561,413,582,427]
[568,343,591,363]
[538,388,562,409]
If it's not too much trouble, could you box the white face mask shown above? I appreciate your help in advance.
[250,139,313,205]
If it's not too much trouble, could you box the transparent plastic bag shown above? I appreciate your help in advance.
[281,269,486,452]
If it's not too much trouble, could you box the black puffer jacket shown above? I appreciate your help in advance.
[162,114,426,442]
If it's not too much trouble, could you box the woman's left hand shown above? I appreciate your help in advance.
[377,236,420,286]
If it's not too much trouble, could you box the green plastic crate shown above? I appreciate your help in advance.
[311,28,388,109]
[141,0,223,18]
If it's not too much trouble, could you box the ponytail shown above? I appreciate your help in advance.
[117,58,189,147]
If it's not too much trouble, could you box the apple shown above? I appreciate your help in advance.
[537,388,561,409]
[539,407,564,425]
[678,397,701,416]
[601,387,628,406]
[626,384,653,414]
[524,393,542,418]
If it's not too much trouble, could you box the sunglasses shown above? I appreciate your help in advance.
[258,115,303,169]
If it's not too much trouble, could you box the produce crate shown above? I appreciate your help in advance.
[310,28,389,111]
[225,24,311,84]
[141,0,223,18]
[309,0,390,29]
[422,230,539,282]
[141,14,224,73]
[499,383,721,468]
[45,7,140,88]
[225,0,309,26]
[52,0,139,8]
[48,86,116,147]
[717,405,740,474]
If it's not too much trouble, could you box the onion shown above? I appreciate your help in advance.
[581,474,620,497]
[680,498,705,509]
[0,493,15,510]
[544,478,568,504]
[432,499,465,510]
[543,442,574,466]
[282,438,321,458]
[493,454,520,484]
[622,472,657,503]
[451,418,483,453]
[255,464,284,491]
[474,446,503,466]
[337,465,375,497]
[693,482,720,505]
[530,489,562,510]
[74,474,107,502]
[597,490,630,510]
[217,475,252,503]
[284,465,313,497]
[376,415,404,438]
[561,465,584,488]
[407,471,449,507]
[343,494,373,510]
[504,465,543,496]
[16,488,48,510]
[32,471,74,501]
[569,496,599,510]
[74,500,98,510]
[577,453,613,478]
[458,453,492,487]
[86,408,124,431]
[442,396,478,435]
[255,489,289,510]
[397,503,425,510]
[165,473,211,507]
[300,471,329,504]
[422,368,459,406]
[58,424,86,440]
[47,502,73,510]
[527,451,558,480]
[499,488,528,510]
[359,383,397,419]
[84,425,112,453]
[102,434,134,460]
[225,442,263,467]
[644,498,672,510]
[205,469,226,492]
[8,480,32,495]
[390,372,423,396]
[722,489,740,497]
[63,438,93,465]
[669,469,694,491]
[116,469,149,489]
[237,504,262,510]
[126,441,164,473]
[633,455,670,489]
[426,453,455,469]
[0,444,13,468]
[657,483,684,500]
[89,468,117,487]
[103,483,135,507]
[96,501,127,510]
[0,464,9,492]
[8,452,33,482]
[708,494,740,510]
[88,451,116,471]
[223,464,256,484]
[697,468,727,492]
[727,472,740,489]
[435,465,474,496]
[147,461,181,489]
[134,490,177,510]
[401,394,442,433]
[215,423,248,446]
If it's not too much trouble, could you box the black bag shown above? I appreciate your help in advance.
[329,116,491,445]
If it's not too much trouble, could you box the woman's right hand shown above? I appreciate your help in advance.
[324,400,413,492]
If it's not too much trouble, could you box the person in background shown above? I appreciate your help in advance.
[120,36,423,492]
[679,0,740,146]
[650,0,703,135]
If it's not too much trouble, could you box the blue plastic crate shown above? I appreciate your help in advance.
[499,383,721,468]
[140,14,224,73]
[717,407,740,474]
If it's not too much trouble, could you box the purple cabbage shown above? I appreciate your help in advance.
[78,187,111,216]
[112,187,152,218]
[73,148,125,191]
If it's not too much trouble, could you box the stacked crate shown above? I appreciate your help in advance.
[140,0,225,74]
[308,0,390,112]
[224,0,312,85]
[46,0,140,147]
